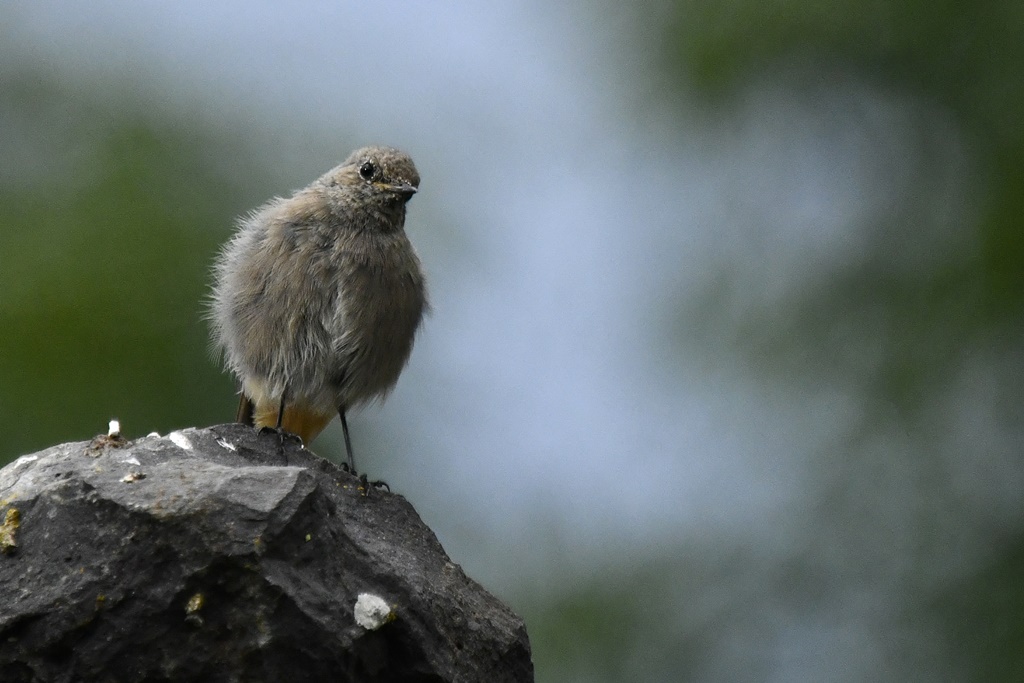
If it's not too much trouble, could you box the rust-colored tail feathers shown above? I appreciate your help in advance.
[236,394,255,426]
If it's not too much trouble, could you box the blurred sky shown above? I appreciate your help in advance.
[5,2,1013,680]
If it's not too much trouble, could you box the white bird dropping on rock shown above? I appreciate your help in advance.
[354,593,394,630]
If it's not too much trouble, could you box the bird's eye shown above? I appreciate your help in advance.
[359,162,376,180]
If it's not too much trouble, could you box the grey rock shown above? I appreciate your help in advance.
[0,424,533,683]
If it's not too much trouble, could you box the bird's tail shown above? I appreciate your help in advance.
[236,393,255,425]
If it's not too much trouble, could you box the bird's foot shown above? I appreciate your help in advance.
[256,425,302,444]
[344,467,390,494]
[256,425,302,460]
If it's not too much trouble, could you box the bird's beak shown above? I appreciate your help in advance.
[388,181,418,199]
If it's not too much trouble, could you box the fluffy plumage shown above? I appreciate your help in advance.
[209,146,427,469]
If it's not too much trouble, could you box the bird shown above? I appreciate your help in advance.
[209,146,427,473]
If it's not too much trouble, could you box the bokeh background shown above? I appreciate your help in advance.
[2,2,1022,680]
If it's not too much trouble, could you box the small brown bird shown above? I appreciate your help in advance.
[209,146,427,472]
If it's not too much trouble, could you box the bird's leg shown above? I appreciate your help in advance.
[337,407,389,492]
[338,406,357,475]
[276,387,287,430]
[256,386,290,461]
[257,385,290,436]
[275,387,289,459]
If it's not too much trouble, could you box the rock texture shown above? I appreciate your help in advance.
[0,424,533,683]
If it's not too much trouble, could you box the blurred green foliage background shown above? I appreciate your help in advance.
[2,1,1022,680]
[0,72,247,456]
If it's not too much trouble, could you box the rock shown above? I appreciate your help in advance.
[0,424,533,683]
